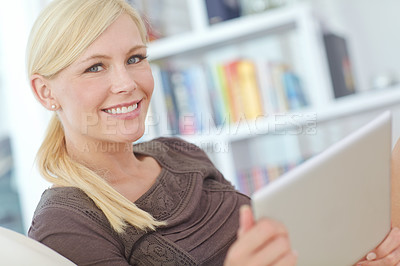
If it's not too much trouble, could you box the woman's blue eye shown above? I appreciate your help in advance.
[86,64,104,73]
[128,57,139,64]
[127,55,147,65]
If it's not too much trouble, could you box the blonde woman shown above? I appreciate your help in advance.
[27,0,400,265]
[27,0,296,264]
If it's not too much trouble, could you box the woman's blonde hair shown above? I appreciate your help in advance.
[27,0,164,233]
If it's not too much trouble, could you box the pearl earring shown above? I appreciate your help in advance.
[51,104,56,109]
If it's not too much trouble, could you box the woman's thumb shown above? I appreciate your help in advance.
[238,205,254,238]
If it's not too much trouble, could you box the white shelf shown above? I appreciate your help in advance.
[177,86,400,188]
[179,85,400,145]
[316,86,400,122]
[146,2,389,188]
[147,3,312,61]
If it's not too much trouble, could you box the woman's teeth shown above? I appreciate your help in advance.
[104,103,138,114]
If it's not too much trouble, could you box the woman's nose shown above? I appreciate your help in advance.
[110,66,137,94]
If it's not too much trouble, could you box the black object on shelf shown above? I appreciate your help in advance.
[205,0,241,25]
[323,33,356,98]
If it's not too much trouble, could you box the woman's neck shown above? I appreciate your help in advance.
[66,137,140,179]
[64,136,162,202]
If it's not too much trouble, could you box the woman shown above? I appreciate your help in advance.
[26,0,399,265]
[27,0,295,265]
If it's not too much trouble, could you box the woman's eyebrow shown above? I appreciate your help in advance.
[77,44,148,65]
[126,44,147,54]
[78,54,111,65]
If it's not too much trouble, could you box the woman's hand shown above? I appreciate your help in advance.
[224,205,297,266]
[356,227,400,265]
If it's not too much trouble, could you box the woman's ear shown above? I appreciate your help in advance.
[30,74,59,111]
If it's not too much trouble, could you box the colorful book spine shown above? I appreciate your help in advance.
[223,60,244,123]
[170,71,196,135]
[205,65,225,127]
[269,62,289,112]
[187,65,216,133]
[254,59,277,114]
[160,70,180,134]
[205,0,241,25]
[282,70,308,110]
[236,60,264,120]
[236,158,305,196]
[183,68,202,132]
[216,64,233,123]
[158,59,306,135]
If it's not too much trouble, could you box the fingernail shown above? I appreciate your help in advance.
[240,205,250,214]
[366,252,377,261]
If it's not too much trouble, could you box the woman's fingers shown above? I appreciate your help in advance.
[247,234,293,265]
[238,218,288,255]
[357,245,400,265]
[374,227,400,259]
[238,205,255,238]
[225,217,293,266]
[357,227,400,265]
[273,251,298,266]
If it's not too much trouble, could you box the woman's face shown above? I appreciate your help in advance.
[48,14,154,147]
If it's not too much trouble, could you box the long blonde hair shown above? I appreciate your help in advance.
[27,0,164,233]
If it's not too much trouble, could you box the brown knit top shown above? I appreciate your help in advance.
[28,137,250,265]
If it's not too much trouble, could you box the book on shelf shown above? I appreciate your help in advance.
[323,33,356,98]
[254,59,279,114]
[282,68,308,109]
[205,65,226,128]
[184,65,216,134]
[170,71,197,135]
[223,61,243,123]
[270,62,290,111]
[156,65,217,135]
[150,64,179,135]
[236,159,304,196]
[215,64,233,123]
[236,60,264,120]
[160,70,180,134]
[205,0,241,25]
[155,58,308,135]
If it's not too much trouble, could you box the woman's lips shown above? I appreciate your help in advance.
[102,100,142,120]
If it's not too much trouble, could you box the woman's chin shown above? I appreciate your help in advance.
[116,127,146,143]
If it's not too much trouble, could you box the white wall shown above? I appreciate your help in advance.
[0,0,51,232]
[304,0,400,91]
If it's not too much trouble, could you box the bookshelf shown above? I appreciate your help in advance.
[227,85,400,194]
[142,1,400,194]
[148,3,332,110]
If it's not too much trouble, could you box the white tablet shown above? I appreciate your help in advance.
[252,111,392,266]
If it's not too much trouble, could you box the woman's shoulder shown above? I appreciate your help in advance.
[28,187,129,265]
[34,187,95,211]
[31,187,110,231]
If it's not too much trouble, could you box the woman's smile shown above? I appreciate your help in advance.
[102,100,142,120]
